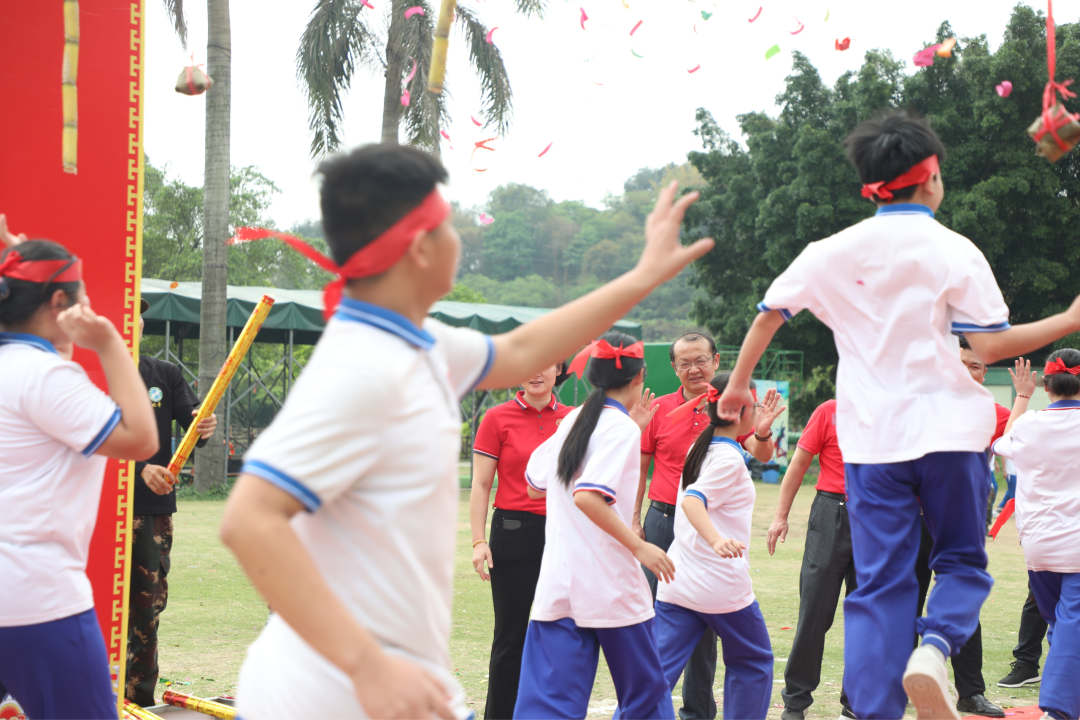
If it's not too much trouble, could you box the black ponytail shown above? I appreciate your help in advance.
[0,240,81,328]
[557,331,645,486]
[682,373,756,489]
[1042,348,1080,397]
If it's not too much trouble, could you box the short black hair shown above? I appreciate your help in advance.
[0,240,81,327]
[843,110,947,202]
[317,144,449,266]
[1042,348,1080,397]
[669,331,718,363]
[958,335,971,350]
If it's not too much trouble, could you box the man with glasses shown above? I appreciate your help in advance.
[635,331,784,720]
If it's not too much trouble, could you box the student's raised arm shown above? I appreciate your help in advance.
[1003,358,1037,435]
[480,183,713,390]
[767,447,814,555]
[717,310,786,420]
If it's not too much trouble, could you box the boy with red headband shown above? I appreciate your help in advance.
[219,144,713,719]
[717,110,1080,720]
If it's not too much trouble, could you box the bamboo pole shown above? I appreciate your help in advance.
[161,691,237,720]
[166,295,274,481]
[123,700,166,720]
[428,0,456,93]
[62,0,79,174]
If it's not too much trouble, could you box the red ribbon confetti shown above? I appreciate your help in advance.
[404,6,424,19]
[580,7,588,30]
[538,142,553,158]
[748,7,762,22]
[835,37,850,51]
[485,27,498,43]
[630,20,643,36]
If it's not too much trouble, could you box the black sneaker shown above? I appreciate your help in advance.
[781,708,805,720]
[997,660,1041,688]
[957,694,1005,718]
[840,704,857,719]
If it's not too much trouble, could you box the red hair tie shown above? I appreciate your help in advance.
[567,339,645,378]
[1044,357,1080,376]
[0,251,82,284]
[861,155,940,201]
[666,385,758,423]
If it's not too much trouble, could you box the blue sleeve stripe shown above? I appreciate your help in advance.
[525,471,546,493]
[242,460,322,512]
[951,321,1011,335]
[81,407,122,457]
[473,449,499,460]
[464,335,497,397]
[757,303,792,322]
[574,483,617,504]
[685,489,708,508]
[991,437,1006,457]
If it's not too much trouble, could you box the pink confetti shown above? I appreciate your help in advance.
[404,57,417,84]
[538,142,553,158]
[485,27,498,43]
[630,20,643,36]
[748,7,762,22]
[781,626,793,630]
[856,280,864,285]
[440,130,451,140]
[471,115,482,126]
[996,80,1013,98]
[404,6,424,19]
[479,213,494,225]
[688,64,701,73]
[579,7,588,30]
[401,89,410,106]
[789,18,804,34]
[913,44,941,67]
[361,0,373,7]
[835,37,851,51]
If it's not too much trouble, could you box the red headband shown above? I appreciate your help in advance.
[860,155,940,201]
[1044,357,1080,376]
[666,385,758,423]
[229,189,451,320]
[0,251,83,284]
[567,339,645,378]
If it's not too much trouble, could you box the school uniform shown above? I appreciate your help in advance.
[0,332,123,719]
[759,203,1010,719]
[653,436,773,720]
[993,400,1080,720]
[514,399,673,720]
[780,399,855,713]
[235,298,494,719]
[472,391,573,720]
[640,389,754,719]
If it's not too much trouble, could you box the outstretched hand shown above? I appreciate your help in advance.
[718,384,755,423]
[1009,357,1037,397]
[753,388,787,432]
[629,387,658,432]
[637,182,715,285]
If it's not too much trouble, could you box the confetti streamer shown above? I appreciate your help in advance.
[632,48,645,58]
[630,20,643,35]
[401,90,411,106]
[400,56,417,106]
[996,80,1013,98]
[701,10,713,20]
[404,57,418,84]
[688,64,701,73]
[913,44,940,67]
[936,37,957,57]
[748,7,762,22]
[485,27,498,43]
[440,129,453,150]
[580,7,588,29]
[404,6,425,18]
[471,115,483,126]
[479,213,494,225]
[789,18,804,35]
[361,0,373,7]
[472,137,497,172]
[835,37,850,51]
[538,142,553,157]
[765,44,781,60]
[824,8,829,21]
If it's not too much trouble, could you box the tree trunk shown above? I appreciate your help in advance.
[195,0,231,491]
[380,0,406,144]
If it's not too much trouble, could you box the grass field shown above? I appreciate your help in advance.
[158,481,1040,718]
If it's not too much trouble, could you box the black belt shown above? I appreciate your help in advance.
[649,500,677,516]
[817,489,846,501]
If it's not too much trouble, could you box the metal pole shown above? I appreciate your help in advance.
[165,320,171,362]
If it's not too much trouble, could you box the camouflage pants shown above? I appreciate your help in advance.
[125,514,172,707]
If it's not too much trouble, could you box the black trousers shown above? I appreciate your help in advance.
[915,519,985,698]
[643,502,717,720]
[782,491,855,711]
[1013,583,1049,668]
[484,509,546,720]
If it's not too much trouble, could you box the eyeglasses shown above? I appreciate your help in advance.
[674,356,715,372]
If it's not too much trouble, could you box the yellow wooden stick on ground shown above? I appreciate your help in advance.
[123,700,166,720]
[161,691,237,720]
[166,295,275,480]
[428,0,456,93]
[62,0,79,174]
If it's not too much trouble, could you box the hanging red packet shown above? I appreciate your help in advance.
[175,60,214,96]
[1027,0,1080,162]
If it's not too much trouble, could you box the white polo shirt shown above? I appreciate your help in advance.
[759,204,1010,464]
[992,400,1080,573]
[525,399,654,628]
[0,332,121,627]
[236,298,493,719]
[658,437,756,615]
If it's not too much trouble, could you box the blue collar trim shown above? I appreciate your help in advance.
[604,398,630,416]
[334,297,435,349]
[0,332,58,355]
[875,203,935,219]
[1047,400,1080,409]
[711,436,743,451]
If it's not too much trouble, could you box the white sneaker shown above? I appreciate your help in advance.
[902,645,961,720]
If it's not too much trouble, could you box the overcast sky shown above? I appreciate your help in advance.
[143,0,1079,229]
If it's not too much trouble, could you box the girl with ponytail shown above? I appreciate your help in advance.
[513,331,675,720]
[653,373,774,720]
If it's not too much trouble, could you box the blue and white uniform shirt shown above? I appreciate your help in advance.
[759,204,1011,464]
[658,437,756,615]
[526,399,654,628]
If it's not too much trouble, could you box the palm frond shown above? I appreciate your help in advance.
[512,0,546,19]
[297,0,381,159]
[161,0,188,48]
[454,4,513,137]
[400,1,447,150]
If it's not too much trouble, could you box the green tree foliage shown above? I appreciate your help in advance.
[445,283,487,303]
[684,7,1080,420]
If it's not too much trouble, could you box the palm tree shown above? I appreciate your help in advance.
[296,0,544,158]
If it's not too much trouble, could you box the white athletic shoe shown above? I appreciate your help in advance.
[903,645,961,720]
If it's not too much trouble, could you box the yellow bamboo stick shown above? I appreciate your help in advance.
[427,0,456,93]
[166,295,275,480]
[161,691,237,720]
[62,0,79,174]
[123,700,167,720]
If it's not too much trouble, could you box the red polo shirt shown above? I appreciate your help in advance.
[796,399,845,494]
[992,403,1011,445]
[641,387,754,505]
[473,391,574,515]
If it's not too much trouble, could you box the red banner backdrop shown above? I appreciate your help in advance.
[0,1,145,714]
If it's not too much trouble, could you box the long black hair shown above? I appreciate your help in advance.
[0,240,81,328]
[1042,348,1080,397]
[557,331,645,486]
[682,373,756,489]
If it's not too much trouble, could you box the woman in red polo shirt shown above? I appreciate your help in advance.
[470,361,572,720]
